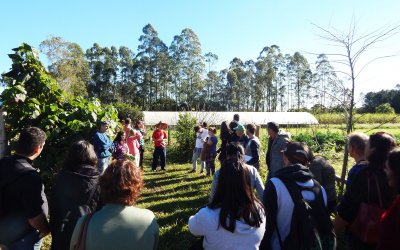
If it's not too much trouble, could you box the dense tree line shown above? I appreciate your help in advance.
[360,86,400,113]
[36,24,355,111]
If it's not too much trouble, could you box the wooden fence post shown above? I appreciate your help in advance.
[255,125,261,138]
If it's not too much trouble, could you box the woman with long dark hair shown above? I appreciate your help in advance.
[50,141,101,250]
[134,120,147,168]
[335,132,396,249]
[113,131,129,160]
[189,158,266,249]
[377,148,400,250]
[217,121,232,163]
[210,142,264,200]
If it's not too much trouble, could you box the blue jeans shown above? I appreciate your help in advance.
[152,147,166,170]
[8,230,41,250]
[98,157,111,173]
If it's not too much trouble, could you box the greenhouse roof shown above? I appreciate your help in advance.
[143,111,318,126]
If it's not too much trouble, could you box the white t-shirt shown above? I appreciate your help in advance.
[189,207,266,250]
[195,128,209,148]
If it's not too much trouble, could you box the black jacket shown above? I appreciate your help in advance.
[0,155,47,244]
[49,165,100,250]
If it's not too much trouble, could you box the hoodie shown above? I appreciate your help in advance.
[49,165,101,250]
[260,164,327,250]
[189,206,266,250]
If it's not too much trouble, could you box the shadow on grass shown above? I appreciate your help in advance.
[144,174,209,190]
[142,179,211,198]
[139,189,209,205]
[152,197,208,250]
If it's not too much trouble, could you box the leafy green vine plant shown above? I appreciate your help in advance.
[1,43,118,186]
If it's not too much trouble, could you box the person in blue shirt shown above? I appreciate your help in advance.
[93,121,113,173]
[205,127,218,176]
[346,132,369,186]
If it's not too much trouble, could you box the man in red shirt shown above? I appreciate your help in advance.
[151,121,167,171]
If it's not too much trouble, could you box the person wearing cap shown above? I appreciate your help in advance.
[151,121,167,171]
[245,123,261,170]
[260,142,330,250]
[233,123,249,149]
[265,122,290,179]
[93,121,113,173]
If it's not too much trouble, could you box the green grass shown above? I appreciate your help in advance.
[314,113,400,124]
[139,164,211,249]
[137,155,268,250]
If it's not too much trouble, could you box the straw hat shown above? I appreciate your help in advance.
[155,121,168,130]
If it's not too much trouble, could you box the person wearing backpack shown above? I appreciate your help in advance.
[260,141,335,250]
[378,147,400,250]
[49,140,101,250]
[335,132,395,250]
[0,127,50,250]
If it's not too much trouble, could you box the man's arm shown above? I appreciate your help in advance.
[28,212,50,238]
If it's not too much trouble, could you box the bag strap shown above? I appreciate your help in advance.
[366,171,383,208]
[373,173,383,208]
[85,185,98,206]
[75,213,93,250]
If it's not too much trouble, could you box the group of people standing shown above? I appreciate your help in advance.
[0,126,159,250]
[188,115,400,250]
[92,118,146,173]
[2,118,400,250]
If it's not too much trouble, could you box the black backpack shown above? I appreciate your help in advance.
[277,177,336,250]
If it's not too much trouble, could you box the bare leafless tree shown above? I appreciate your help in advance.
[312,19,400,195]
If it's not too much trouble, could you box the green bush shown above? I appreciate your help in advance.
[292,131,346,155]
[375,103,395,114]
[1,43,118,186]
[169,113,197,163]
[113,102,144,122]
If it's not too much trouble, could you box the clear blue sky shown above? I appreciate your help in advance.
[1,0,399,100]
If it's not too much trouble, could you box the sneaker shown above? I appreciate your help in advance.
[188,169,196,173]
[152,169,157,172]
[200,170,204,174]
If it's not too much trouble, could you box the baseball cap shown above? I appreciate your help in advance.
[100,120,110,125]
[233,124,245,132]
[282,141,310,165]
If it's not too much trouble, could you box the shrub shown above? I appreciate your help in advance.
[375,103,395,114]
[1,43,118,186]
[113,102,144,122]
[292,131,346,155]
[169,113,197,163]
